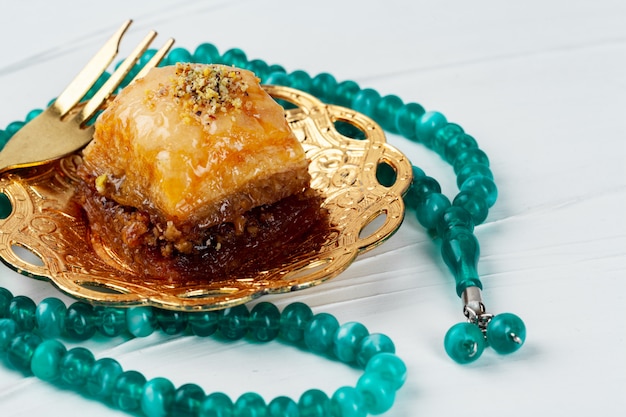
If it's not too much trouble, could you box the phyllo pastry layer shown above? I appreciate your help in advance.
[79,63,310,256]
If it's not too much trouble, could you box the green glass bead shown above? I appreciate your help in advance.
[395,102,425,141]
[234,392,267,417]
[453,191,489,225]
[31,339,66,382]
[334,80,360,107]
[221,48,248,68]
[411,165,426,179]
[453,148,490,175]
[139,49,157,67]
[25,108,43,121]
[112,370,147,411]
[435,206,475,240]
[404,175,441,209]
[440,228,482,296]
[303,313,339,355]
[156,309,188,335]
[36,297,66,339]
[199,392,233,417]
[0,318,18,351]
[60,347,95,387]
[249,302,280,342]
[356,373,395,415]
[415,111,447,148]
[95,306,127,337]
[9,295,36,331]
[299,389,329,417]
[0,287,13,318]
[356,333,395,368]
[5,120,25,136]
[374,95,403,133]
[265,71,289,86]
[444,322,485,364]
[7,332,42,373]
[365,353,407,390]
[415,192,451,230]
[411,175,442,200]
[0,192,11,219]
[267,64,287,75]
[351,88,381,119]
[127,306,157,337]
[167,47,193,65]
[0,130,10,149]
[194,43,221,64]
[85,71,111,98]
[486,313,526,354]
[65,301,97,340]
[141,377,176,417]
[280,302,313,344]
[456,163,493,189]
[218,304,249,340]
[333,321,369,363]
[247,59,271,82]
[86,357,123,399]
[172,383,205,417]
[287,70,312,92]
[188,310,219,337]
[461,176,498,208]
[443,133,478,164]
[267,396,298,417]
[331,386,367,417]
[432,123,464,157]
[310,72,337,103]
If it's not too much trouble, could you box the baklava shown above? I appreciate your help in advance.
[76,63,324,279]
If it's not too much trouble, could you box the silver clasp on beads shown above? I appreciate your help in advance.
[462,286,493,333]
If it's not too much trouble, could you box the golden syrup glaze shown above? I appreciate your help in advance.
[81,64,309,231]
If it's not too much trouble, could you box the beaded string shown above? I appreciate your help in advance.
[0,294,404,416]
[0,42,526,416]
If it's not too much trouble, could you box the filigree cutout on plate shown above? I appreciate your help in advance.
[0,86,412,311]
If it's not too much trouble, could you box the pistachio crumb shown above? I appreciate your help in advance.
[95,174,108,194]
[171,63,249,122]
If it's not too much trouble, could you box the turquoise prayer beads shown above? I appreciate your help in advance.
[36,297,67,338]
[141,377,176,417]
[486,313,527,354]
[0,40,528,415]
[444,322,486,364]
[87,357,123,399]
[0,294,406,417]
[30,339,66,381]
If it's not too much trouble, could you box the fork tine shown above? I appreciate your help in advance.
[134,38,175,80]
[78,30,158,124]
[54,20,133,117]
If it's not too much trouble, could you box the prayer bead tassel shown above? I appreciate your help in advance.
[440,228,482,297]
[444,286,526,363]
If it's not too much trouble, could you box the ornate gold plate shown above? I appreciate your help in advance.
[0,86,412,311]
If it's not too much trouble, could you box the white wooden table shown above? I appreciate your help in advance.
[1,1,624,416]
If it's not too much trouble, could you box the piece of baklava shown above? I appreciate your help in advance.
[77,63,320,276]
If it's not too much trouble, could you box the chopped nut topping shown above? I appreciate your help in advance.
[169,63,249,123]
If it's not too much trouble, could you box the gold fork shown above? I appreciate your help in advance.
[0,20,174,174]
